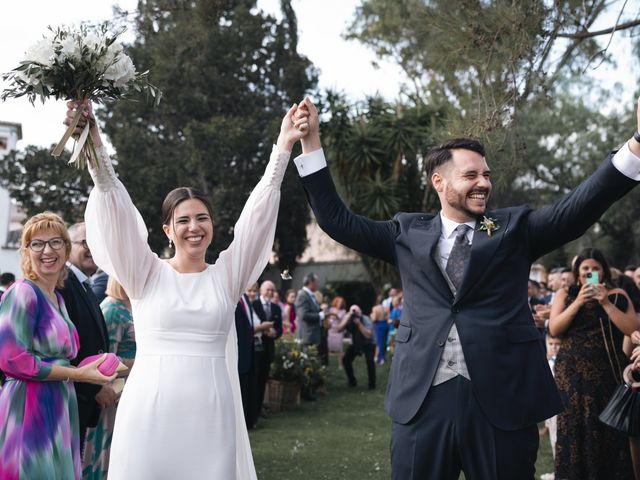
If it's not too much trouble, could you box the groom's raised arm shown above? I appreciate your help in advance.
[527,98,640,260]
[294,98,398,265]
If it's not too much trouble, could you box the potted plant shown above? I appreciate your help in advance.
[266,337,306,411]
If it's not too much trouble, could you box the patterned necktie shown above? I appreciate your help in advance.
[445,224,472,290]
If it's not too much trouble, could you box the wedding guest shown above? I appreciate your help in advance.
[282,289,297,334]
[337,305,376,389]
[327,296,347,368]
[0,212,114,479]
[61,223,111,453]
[247,283,276,417]
[296,273,325,349]
[252,280,282,418]
[0,272,15,297]
[272,290,286,315]
[236,288,257,429]
[315,289,330,366]
[91,269,109,303]
[83,277,136,479]
[387,292,403,355]
[561,267,575,291]
[624,265,637,279]
[382,287,398,312]
[64,99,308,479]
[371,295,391,365]
[550,247,637,479]
[544,335,561,459]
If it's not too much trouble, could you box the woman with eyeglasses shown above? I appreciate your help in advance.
[63,99,308,480]
[0,212,116,479]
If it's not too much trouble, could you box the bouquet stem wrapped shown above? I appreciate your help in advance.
[2,23,161,169]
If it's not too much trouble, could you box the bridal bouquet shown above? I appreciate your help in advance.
[1,23,161,168]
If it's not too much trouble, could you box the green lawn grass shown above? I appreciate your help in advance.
[250,355,554,479]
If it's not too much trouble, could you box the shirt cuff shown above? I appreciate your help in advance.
[293,148,327,177]
[319,311,325,321]
[611,141,640,181]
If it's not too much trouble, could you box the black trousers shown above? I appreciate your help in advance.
[390,376,538,480]
[343,343,376,388]
[254,349,271,416]
[239,371,258,429]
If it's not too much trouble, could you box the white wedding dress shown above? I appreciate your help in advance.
[85,144,289,479]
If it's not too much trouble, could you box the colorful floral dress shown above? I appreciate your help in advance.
[0,279,81,480]
[82,297,136,480]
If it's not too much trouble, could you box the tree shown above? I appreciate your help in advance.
[102,0,317,267]
[347,0,639,138]
[321,93,446,288]
[0,146,91,223]
[343,0,640,267]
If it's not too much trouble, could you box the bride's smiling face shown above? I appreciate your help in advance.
[164,199,214,259]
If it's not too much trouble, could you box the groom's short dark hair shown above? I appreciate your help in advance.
[425,138,486,184]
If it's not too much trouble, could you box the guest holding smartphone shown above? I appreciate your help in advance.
[549,247,638,479]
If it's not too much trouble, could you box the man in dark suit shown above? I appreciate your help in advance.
[235,290,257,429]
[252,280,283,417]
[292,98,640,479]
[61,222,110,451]
[295,273,324,348]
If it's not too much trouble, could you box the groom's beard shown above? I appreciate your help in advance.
[444,185,490,219]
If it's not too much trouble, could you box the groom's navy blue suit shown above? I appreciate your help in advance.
[299,151,638,478]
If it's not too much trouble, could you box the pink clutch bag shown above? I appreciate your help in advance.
[77,353,127,377]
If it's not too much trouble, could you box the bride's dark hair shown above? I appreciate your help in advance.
[161,187,215,226]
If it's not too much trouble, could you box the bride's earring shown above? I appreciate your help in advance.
[168,238,173,249]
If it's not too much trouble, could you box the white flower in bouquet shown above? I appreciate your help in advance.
[24,37,56,66]
[1,22,161,169]
[59,36,81,61]
[104,54,136,89]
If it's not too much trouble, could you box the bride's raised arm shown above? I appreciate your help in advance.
[64,101,157,299]
[217,104,309,301]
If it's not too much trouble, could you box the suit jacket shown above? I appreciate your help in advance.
[252,298,283,363]
[60,269,109,428]
[295,289,322,345]
[300,153,637,430]
[91,270,109,304]
[235,295,255,375]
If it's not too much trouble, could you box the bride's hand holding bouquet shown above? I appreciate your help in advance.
[1,23,160,169]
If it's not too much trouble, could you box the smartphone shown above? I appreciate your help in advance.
[586,271,599,285]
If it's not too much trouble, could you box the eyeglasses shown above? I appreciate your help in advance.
[71,239,89,249]
[28,237,67,252]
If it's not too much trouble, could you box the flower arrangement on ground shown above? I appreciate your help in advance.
[271,336,327,391]
[1,23,161,169]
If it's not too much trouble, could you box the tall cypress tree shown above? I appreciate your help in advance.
[103,0,318,265]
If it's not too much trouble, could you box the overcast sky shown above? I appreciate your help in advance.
[1,0,637,149]
[0,0,404,149]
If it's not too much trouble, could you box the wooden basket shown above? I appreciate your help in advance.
[266,379,301,412]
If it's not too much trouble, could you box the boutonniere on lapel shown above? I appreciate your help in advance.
[478,216,500,237]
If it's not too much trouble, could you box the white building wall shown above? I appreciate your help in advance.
[0,122,23,277]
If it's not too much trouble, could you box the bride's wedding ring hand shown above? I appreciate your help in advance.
[63,100,94,137]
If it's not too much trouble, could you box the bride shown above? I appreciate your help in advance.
[64,101,308,479]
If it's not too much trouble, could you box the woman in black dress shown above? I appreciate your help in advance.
[550,248,638,480]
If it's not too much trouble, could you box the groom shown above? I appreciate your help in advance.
[293,97,640,479]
